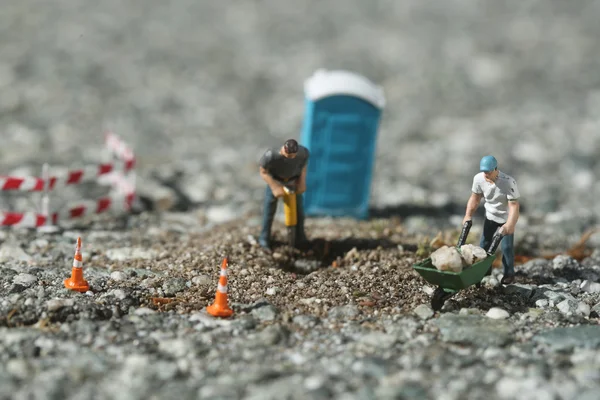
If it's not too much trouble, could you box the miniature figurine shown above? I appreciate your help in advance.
[258,139,309,250]
[462,155,520,284]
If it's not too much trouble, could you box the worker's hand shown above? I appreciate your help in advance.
[500,223,515,235]
[271,185,285,198]
[462,216,472,226]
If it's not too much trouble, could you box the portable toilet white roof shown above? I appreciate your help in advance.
[304,69,386,109]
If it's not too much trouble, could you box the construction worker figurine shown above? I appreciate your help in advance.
[258,139,309,250]
[462,155,520,284]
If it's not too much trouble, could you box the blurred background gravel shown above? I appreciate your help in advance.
[1,0,599,230]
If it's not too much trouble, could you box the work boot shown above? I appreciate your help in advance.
[500,274,515,285]
[258,235,271,251]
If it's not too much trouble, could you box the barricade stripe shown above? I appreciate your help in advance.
[2,212,23,225]
[0,176,45,192]
[70,206,86,219]
[66,170,84,184]
[98,163,113,175]
[97,197,111,213]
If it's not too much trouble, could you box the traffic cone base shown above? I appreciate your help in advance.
[206,257,234,318]
[207,299,234,317]
[64,269,89,292]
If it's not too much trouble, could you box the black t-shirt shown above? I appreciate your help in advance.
[259,146,309,181]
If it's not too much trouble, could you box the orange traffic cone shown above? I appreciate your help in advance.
[206,257,234,317]
[64,237,90,292]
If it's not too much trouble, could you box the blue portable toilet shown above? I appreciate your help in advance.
[300,69,385,219]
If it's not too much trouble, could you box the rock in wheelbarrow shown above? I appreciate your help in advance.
[431,246,463,273]
[460,244,488,266]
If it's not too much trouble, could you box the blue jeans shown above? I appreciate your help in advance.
[259,185,306,245]
[479,217,515,276]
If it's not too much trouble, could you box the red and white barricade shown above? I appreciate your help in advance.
[0,132,136,229]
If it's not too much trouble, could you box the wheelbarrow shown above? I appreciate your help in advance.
[412,220,504,311]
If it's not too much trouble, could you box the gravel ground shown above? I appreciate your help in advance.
[0,216,600,400]
[1,0,600,399]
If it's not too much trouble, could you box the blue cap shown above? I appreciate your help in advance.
[479,155,497,172]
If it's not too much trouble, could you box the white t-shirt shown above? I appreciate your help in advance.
[471,171,520,224]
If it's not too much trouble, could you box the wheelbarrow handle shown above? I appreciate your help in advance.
[457,220,472,247]
[487,229,504,255]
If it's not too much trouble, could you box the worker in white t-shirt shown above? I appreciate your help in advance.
[462,155,520,284]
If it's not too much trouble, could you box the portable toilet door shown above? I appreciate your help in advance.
[300,69,385,219]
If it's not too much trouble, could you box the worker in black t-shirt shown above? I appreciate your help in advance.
[258,139,310,250]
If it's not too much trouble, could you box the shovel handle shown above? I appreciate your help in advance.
[457,220,472,247]
[487,230,504,255]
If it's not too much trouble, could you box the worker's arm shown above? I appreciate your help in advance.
[501,200,520,235]
[259,167,284,198]
[462,192,483,225]
[296,166,308,194]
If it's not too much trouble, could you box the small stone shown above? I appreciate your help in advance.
[6,359,30,380]
[46,298,74,312]
[134,307,156,315]
[265,287,278,296]
[106,248,158,261]
[162,277,187,296]
[503,284,534,298]
[292,314,319,329]
[486,308,510,319]
[552,255,577,270]
[247,235,257,246]
[110,289,128,300]
[556,299,578,315]
[413,304,434,320]
[110,271,127,282]
[580,280,600,294]
[535,299,549,309]
[459,308,481,315]
[293,259,320,271]
[358,332,398,349]
[543,290,566,302]
[576,302,591,317]
[13,273,37,287]
[191,275,212,286]
[304,375,326,391]
[328,305,360,319]
[481,276,500,288]
[526,308,544,319]
[251,304,279,322]
[422,286,435,296]
[8,284,26,294]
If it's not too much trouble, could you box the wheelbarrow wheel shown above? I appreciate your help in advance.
[431,286,455,311]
